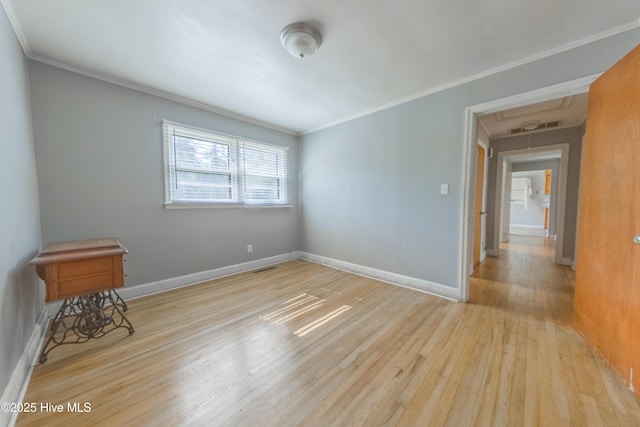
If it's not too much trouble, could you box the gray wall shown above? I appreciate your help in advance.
[301,91,464,286]
[300,29,639,290]
[486,126,584,259]
[29,62,299,287]
[0,6,43,399]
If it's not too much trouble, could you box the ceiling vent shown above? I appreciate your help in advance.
[509,120,561,134]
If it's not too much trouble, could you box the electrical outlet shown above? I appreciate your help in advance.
[247,244,253,254]
[440,184,449,195]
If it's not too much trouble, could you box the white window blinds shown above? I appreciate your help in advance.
[163,121,289,206]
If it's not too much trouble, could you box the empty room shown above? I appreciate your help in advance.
[2,1,640,426]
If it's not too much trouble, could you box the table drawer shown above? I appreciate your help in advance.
[58,256,113,279]
[58,272,117,298]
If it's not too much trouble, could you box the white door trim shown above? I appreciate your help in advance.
[478,138,489,264]
[458,73,599,302]
[494,143,570,265]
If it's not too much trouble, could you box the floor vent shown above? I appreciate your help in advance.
[254,266,277,274]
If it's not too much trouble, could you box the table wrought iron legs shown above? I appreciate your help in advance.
[39,290,134,363]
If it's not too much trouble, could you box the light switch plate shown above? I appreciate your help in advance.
[440,184,449,195]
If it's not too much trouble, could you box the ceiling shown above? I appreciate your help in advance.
[478,92,589,139]
[3,0,640,135]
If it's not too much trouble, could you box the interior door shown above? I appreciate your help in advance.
[574,44,640,395]
[543,169,551,231]
[473,145,486,266]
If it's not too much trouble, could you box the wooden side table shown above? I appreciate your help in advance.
[29,238,134,362]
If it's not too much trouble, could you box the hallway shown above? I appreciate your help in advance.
[470,235,640,425]
[471,235,573,324]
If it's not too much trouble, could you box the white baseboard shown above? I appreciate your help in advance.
[6,251,302,427]
[8,249,454,425]
[299,252,459,301]
[47,251,302,317]
[558,257,574,267]
[510,225,547,238]
[0,307,49,427]
[119,251,302,301]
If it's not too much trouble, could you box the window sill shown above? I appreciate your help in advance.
[164,202,293,210]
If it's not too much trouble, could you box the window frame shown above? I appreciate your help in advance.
[162,121,290,208]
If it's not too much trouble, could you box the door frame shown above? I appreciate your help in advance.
[458,74,599,302]
[493,143,570,264]
[499,157,513,244]
[478,138,489,263]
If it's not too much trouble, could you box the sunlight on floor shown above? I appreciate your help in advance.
[260,292,353,337]
[294,305,352,337]
[260,293,326,325]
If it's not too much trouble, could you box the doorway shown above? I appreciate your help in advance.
[493,143,569,264]
[459,75,598,302]
[493,145,566,261]
[508,164,555,239]
[473,142,488,268]
[509,170,549,238]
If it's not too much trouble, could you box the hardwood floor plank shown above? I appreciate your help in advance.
[523,317,540,427]
[16,239,640,426]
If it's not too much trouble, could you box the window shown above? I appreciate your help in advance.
[163,121,289,207]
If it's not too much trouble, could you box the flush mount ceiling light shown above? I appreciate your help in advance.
[521,120,540,131]
[280,23,322,59]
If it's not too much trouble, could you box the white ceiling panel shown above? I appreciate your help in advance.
[3,0,640,134]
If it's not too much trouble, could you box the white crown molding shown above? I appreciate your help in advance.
[5,0,640,136]
[4,0,638,138]
[0,0,30,54]
[303,21,640,135]
[29,54,300,137]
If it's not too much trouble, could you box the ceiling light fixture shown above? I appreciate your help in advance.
[521,120,540,131]
[280,23,322,59]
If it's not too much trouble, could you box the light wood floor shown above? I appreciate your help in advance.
[17,237,640,426]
